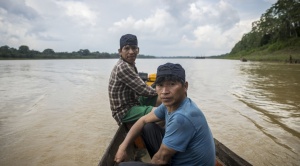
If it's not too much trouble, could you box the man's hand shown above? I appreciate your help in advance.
[114,146,127,163]
[151,144,176,165]
[114,112,161,163]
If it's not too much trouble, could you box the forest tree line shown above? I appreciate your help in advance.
[0,45,156,59]
[230,0,300,55]
[2,0,299,60]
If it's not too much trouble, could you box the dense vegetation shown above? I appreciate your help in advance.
[225,0,300,62]
[0,46,156,59]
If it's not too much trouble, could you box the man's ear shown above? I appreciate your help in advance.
[184,81,188,91]
[184,81,188,96]
[118,49,122,56]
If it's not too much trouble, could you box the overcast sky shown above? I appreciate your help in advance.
[0,0,277,57]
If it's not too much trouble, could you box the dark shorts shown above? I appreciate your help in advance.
[122,96,158,124]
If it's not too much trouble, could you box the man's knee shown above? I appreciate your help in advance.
[141,123,157,138]
[143,123,156,131]
[142,123,164,137]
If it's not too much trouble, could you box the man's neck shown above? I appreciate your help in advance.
[166,97,187,113]
[120,57,135,65]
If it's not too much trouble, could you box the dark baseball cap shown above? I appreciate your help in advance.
[156,63,185,83]
[120,34,138,48]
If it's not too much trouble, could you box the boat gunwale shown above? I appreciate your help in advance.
[99,124,252,166]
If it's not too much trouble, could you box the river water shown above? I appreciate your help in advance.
[0,59,299,166]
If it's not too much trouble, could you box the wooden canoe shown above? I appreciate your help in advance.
[99,124,252,166]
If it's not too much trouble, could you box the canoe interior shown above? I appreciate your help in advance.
[99,125,135,166]
[214,139,252,166]
[99,124,252,166]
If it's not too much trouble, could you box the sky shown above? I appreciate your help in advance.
[0,0,277,57]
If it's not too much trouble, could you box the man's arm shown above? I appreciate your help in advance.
[114,110,161,163]
[151,144,177,165]
[119,63,157,96]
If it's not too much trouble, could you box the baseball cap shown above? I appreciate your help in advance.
[156,63,185,83]
[120,34,138,49]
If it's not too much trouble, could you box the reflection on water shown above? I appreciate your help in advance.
[0,59,299,166]
[233,62,300,156]
[0,60,118,166]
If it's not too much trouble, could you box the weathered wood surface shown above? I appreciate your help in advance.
[99,125,135,166]
[99,124,252,166]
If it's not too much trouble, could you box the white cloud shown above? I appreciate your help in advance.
[263,0,277,3]
[55,1,97,26]
[109,9,175,37]
[188,1,239,31]
[0,0,275,56]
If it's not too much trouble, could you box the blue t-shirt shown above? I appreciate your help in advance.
[154,98,215,166]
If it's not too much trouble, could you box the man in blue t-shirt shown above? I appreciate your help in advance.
[115,63,215,166]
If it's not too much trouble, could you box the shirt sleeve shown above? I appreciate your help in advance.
[154,104,166,120]
[162,114,195,152]
[117,62,157,96]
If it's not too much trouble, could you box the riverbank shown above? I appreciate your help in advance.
[228,47,300,63]
[223,38,300,63]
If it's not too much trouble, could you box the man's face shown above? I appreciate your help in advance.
[156,80,188,109]
[119,45,139,64]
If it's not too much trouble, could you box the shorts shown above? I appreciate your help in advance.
[122,96,158,124]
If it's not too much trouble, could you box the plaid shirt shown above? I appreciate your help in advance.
[108,58,157,125]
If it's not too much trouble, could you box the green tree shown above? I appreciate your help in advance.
[78,49,90,56]
[19,45,30,54]
[43,48,55,54]
[0,45,11,58]
[230,0,300,55]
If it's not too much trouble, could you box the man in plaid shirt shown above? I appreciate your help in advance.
[109,34,160,126]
